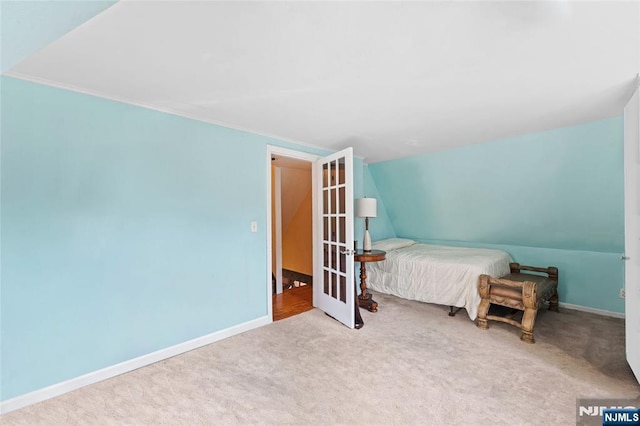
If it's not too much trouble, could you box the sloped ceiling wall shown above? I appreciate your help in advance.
[1,0,117,73]
[369,117,624,253]
[280,167,311,230]
[280,166,313,275]
[282,189,313,276]
[363,166,396,243]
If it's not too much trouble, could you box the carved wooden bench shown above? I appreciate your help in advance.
[477,263,558,343]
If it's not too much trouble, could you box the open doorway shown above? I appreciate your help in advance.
[268,148,317,321]
[267,146,356,328]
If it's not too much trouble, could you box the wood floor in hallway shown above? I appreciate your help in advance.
[272,284,313,321]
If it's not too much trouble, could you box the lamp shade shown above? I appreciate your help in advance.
[355,198,377,218]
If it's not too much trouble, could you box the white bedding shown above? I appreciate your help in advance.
[366,241,512,320]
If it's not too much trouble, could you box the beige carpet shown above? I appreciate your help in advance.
[2,292,639,425]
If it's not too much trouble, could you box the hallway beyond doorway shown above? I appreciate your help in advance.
[273,285,313,321]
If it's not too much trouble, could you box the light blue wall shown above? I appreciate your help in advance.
[353,157,365,246]
[369,118,625,313]
[0,76,345,401]
[363,165,395,242]
[1,1,117,73]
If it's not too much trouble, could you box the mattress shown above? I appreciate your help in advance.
[366,239,512,320]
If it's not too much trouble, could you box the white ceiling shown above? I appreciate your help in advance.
[6,1,639,163]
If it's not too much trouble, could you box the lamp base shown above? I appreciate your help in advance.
[363,229,372,252]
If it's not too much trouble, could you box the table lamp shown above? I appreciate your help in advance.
[355,197,377,252]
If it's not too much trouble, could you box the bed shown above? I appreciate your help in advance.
[365,238,512,320]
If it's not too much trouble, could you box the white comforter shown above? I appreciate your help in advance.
[366,242,512,320]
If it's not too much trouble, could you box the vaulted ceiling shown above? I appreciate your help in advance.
[3,1,639,163]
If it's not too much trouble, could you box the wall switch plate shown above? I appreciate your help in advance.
[620,288,626,298]
[251,221,258,233]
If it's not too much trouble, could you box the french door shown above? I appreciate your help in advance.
[314,148,355,328]
[625,85,640,380]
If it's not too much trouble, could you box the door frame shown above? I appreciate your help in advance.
[624,83,640,381]
[266,145,320,320]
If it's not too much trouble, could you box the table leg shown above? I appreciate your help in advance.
[358,261,378,312]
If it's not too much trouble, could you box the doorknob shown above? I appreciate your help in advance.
[622,255,630,261]
[340,249,355,256]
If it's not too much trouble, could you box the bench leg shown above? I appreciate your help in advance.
[476,275,491,329]
[548,288,559,312]
[521,307,537,343]
[477,304,490,329]
[521,281,537,344]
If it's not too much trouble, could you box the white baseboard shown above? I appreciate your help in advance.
[558,302,625,319]
[0,315,271,415]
